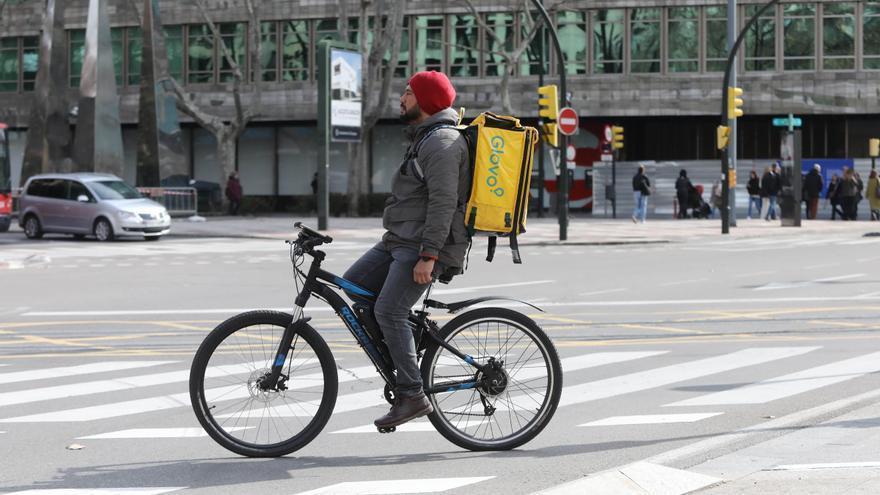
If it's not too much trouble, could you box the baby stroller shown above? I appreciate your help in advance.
[689,184,711,219]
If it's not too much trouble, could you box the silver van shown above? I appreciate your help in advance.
[18,173,171,241]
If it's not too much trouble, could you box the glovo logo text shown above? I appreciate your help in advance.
[487,135,505,197]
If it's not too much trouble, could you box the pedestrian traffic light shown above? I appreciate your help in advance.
[870,138,880,158]
[611,126,624,150]
[727,87,744,119]
[717,125,730,150]
[537,84,558,122]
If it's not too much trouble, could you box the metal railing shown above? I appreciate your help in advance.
[137,187,198,217]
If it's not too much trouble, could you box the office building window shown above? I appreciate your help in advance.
[69,29,86,87]
[386,17,410,78]
[520,12,549,76]
[127,27,142,86]
[705,6,728,72]
[630,8,661,73]
[111,27,124,86]
[187,24,214,83]
[449,15,479,77]
[21,36,38,91]
[258,21,278,82]
[219,23,247,82]
[414,15,443,72]
[668,7,698,73]
[164,26,184,81]
[745,4,776,71]
[783,3,815,71]
[0,38,18,92]
[315,18,340,43]
[865,3,880,69]
[485,13,514,76]
[557,11,586,75]
[823,2,855,70]
[593,9,624,74]
[281,20,309,81]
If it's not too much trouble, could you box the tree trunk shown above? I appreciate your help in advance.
[216,134,237,211]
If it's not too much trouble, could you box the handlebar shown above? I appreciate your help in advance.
[294,222,333,244]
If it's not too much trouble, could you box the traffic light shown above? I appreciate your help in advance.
[727,87,744,119]
[542,123,559,147]
[717,125,730,150]
[538,85,559,147]
[870,138,880,158]
[611,126,624,150]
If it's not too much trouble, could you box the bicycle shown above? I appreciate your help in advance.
[189,222,563,457]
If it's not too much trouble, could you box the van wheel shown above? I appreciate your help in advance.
[94,218,114,242]
[24,215,43,239]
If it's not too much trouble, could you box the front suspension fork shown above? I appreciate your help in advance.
[259,316,311,391]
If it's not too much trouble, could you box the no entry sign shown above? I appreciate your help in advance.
[558,107,579,136]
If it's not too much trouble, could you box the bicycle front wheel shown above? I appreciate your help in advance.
[189,310,338,457]
[421,307,562,451]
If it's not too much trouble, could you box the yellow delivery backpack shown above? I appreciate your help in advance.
[415,111,539,264]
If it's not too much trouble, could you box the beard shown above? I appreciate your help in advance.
[400,104,422,124]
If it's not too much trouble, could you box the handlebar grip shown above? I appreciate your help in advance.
[294,222,333,243]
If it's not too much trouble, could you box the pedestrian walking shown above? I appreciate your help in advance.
[710,177,722,218]
[225,171,242,215]
[632,165,651,223]
[747,169,761,219]
[760,166,778,220]
[868,170,880,221]
[827,174,843,220]
[803,163,824,220]
[839,168,860,220]
[854,171,865,220]
[675,169,692,219]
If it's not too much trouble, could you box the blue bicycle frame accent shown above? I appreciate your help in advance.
[445,382,477,392]
[333,277,375,297]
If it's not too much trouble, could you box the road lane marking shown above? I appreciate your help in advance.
[0,361,176,385]
[330,421,437,434]
[660,278,709,287]
[666,351,880,406]
[292,477,495,495]
[578,413,723,427]
[431,280,554,295]
[77,427,251,439]
[617,323,705,335]
[2,489,186,495]
[578,288,626,297]
[754,273,865,291]
[770,462,880,471]
[531,462,720,495]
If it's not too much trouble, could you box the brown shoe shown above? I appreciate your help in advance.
[374,393,434,429]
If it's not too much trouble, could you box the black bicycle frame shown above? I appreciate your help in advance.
[264,247,483,395]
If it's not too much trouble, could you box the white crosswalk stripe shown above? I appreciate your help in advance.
[0,361,177,385]
[1,489,185,495]
[291,477,495,495]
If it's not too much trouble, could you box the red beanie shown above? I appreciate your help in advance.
[408,71,456,115]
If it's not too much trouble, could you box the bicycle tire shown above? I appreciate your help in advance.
[421,307,562,451]
[190,310,338,457]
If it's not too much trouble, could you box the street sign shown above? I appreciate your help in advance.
[601,153,613,162]
[566,144,576,161]
[603,125,613,143]
[558,107,579,136]
[772,117,802,128]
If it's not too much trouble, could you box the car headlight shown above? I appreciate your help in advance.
[118,210,140,221]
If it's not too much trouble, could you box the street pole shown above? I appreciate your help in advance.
[612,158,617,219]
[537,7,545,218]
[727,0,737,228]
[529,0,568,241]
[721,0,780,234]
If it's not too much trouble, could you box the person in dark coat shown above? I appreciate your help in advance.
[760,166,778,220]
[675,169,693,219]
[838,168,861,220]
[631,165,651,223]
[802,163,824,220]
[827,174,843,220]
[746,169,761,219]
[225,171,242,215]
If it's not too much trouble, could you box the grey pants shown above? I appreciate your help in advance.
[343,242,432,398]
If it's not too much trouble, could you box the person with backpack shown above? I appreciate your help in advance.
[632,165,651,223]
[675,169,692,219]
[341,71,470,430]
[803,163,824,220]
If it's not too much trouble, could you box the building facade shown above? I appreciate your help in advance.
[0,0,878,204]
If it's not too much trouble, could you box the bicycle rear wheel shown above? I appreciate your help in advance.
[189,310,338,457]
[421,307,562,451]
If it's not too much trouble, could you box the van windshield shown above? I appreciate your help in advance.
[90,180,141,200]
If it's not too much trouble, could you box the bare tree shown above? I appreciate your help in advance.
[345,0,406,216]
[168,0,263,192]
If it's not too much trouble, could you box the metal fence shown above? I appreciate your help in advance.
[137,187,198,217]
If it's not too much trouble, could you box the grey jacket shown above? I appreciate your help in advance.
[382,108,471,273]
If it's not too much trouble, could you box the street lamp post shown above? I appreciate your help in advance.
[721,0,780,234]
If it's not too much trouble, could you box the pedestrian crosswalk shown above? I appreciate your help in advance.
[2,344,879,494]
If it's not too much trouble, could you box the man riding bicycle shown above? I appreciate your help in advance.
[343,71,470,430]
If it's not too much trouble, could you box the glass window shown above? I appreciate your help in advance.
[282,20,309,81]
[520,12,549,76]
[0,38,18,92]
[278,126,317,195]
[127,27,142,86]
[668,7,698,73]
[414,15,443,72]
[705,6,728,72]
[630,8,661,73]
[389,17,411,78]
[449,15,479,77]
[258,21,278,82]
[866,3,880,70]
[745,4,776,71]
[219,23,247,82]
[68,181,93,201]
[315,19,340,43]
[237,127,275,195]
[164,26,184,81]
[90,180,141,200]
[593,9,624,73]
[112,27,124,86]
[783,4,815,71]
[22,36,38,91]
[485,13,514,76]
[823,2,855,70]
[69,29,86,87]
[187,24,214,83]
[557,11,586,75]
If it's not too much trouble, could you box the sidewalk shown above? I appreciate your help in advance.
[164,215,880,245]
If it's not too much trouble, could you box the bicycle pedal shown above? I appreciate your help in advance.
[377,426,396,433]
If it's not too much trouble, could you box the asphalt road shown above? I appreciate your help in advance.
[1,230,879,494]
